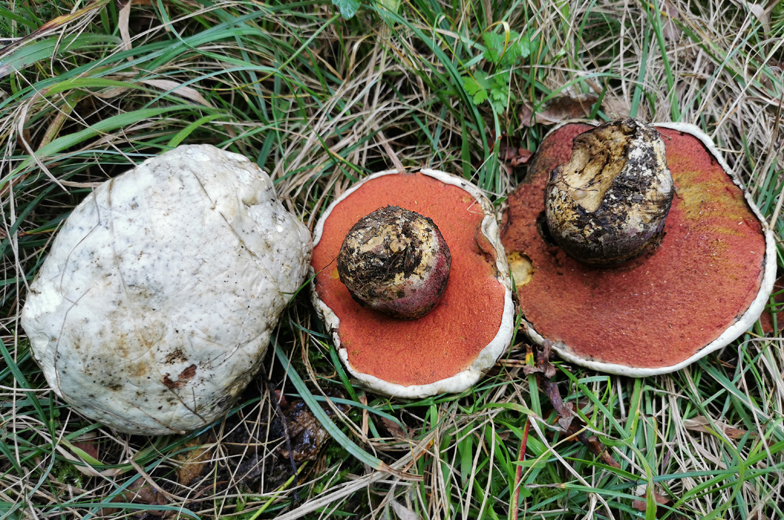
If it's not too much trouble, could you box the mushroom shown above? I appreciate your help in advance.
[501,121,776,375]
[336,205,451,319]
[545,119,674,265]
[311,170,514,397]
[21,145,313,435]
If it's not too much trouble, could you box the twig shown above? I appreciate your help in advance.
[532,340,621,469]
[259,365,300,501]
[511,418,530,520]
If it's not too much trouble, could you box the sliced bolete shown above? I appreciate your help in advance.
[311,170,514,397]
[501,121,776,376]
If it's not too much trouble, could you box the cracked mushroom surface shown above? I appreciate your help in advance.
[311,170,514,398]
[501,122,776,375]
[337,205,452,319]
[21,145,313,435]
[545,119,674,265]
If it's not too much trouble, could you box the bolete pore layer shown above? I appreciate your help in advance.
[312,170,514,397]
[501,122,776,375]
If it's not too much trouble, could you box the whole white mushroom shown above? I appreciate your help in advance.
[21,145,312,435]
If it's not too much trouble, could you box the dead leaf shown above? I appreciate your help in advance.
[529,95,600,126]
[522,339,557,379]
[496,134,533,166]
[390,500,421,520]
[557,403,575,431]
[56,442,122,478]
[175,436,215,487]
[684,416,753,440]
[71,438,99,461]
[271,391,350,462]
[661,0,682,41]
[119,1,133,53]
[632,488,671,511]
[101,479,168,516]
[602,97,631,119]
[380,417,408,440]
[744,2,771,33]
[141,79,212,107]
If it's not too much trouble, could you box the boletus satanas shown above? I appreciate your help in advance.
[311,170,514,397]
[501,120,776,375]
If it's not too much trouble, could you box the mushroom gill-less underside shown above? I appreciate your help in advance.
[501,122,776,376]
[311,170,514,398]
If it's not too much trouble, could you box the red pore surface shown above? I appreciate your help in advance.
[313,172,506,387]
[501,124,767,369]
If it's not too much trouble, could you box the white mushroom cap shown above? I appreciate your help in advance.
[22,145,312,435]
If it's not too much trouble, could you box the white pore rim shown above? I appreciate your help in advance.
[310,169,515,398]
[525,121,777,377]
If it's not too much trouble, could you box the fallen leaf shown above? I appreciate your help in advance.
[602,97,631,119]
[379,417,408,440]
[632,488,671,511]
[496,134,533,166]
[390,500,421,520]
[661,0,682,41]
[101,479,168,516]
[744,1,771,33]
[271,391,350,462]
[119,0,133,53]
[510,149,533,166]
[141,79,212,107]
[71,438,99,461]
[684,416,753,440]
[175,436,215,487]
[522,339,557,379]
[528,95,600,126]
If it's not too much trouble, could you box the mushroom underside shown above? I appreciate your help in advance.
[501,123,775,375]
[312,170,513,396]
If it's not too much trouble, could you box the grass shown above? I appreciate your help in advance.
[1,0,783,518]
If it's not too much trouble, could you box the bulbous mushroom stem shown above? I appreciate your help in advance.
[337,205,451,319]
[544,118,674,266]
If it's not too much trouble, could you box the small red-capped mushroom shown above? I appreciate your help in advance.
[501,121,776,375]
[312,170,514,397]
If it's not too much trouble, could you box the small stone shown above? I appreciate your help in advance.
[337,206,451,319]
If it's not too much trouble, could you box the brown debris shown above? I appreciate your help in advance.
[162,364,197,389]
[531,340,620,469]
[271,390,350,462]
[175,437,215,487]
[495,133,533,166]
[661,0,683,41]
[632,488,671,511]
[71,438,99,461]
[521,95,600,127]
[101,479,168,516]
[379,417,409,440]
[683,416,754,440]
[522,340,556,379]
